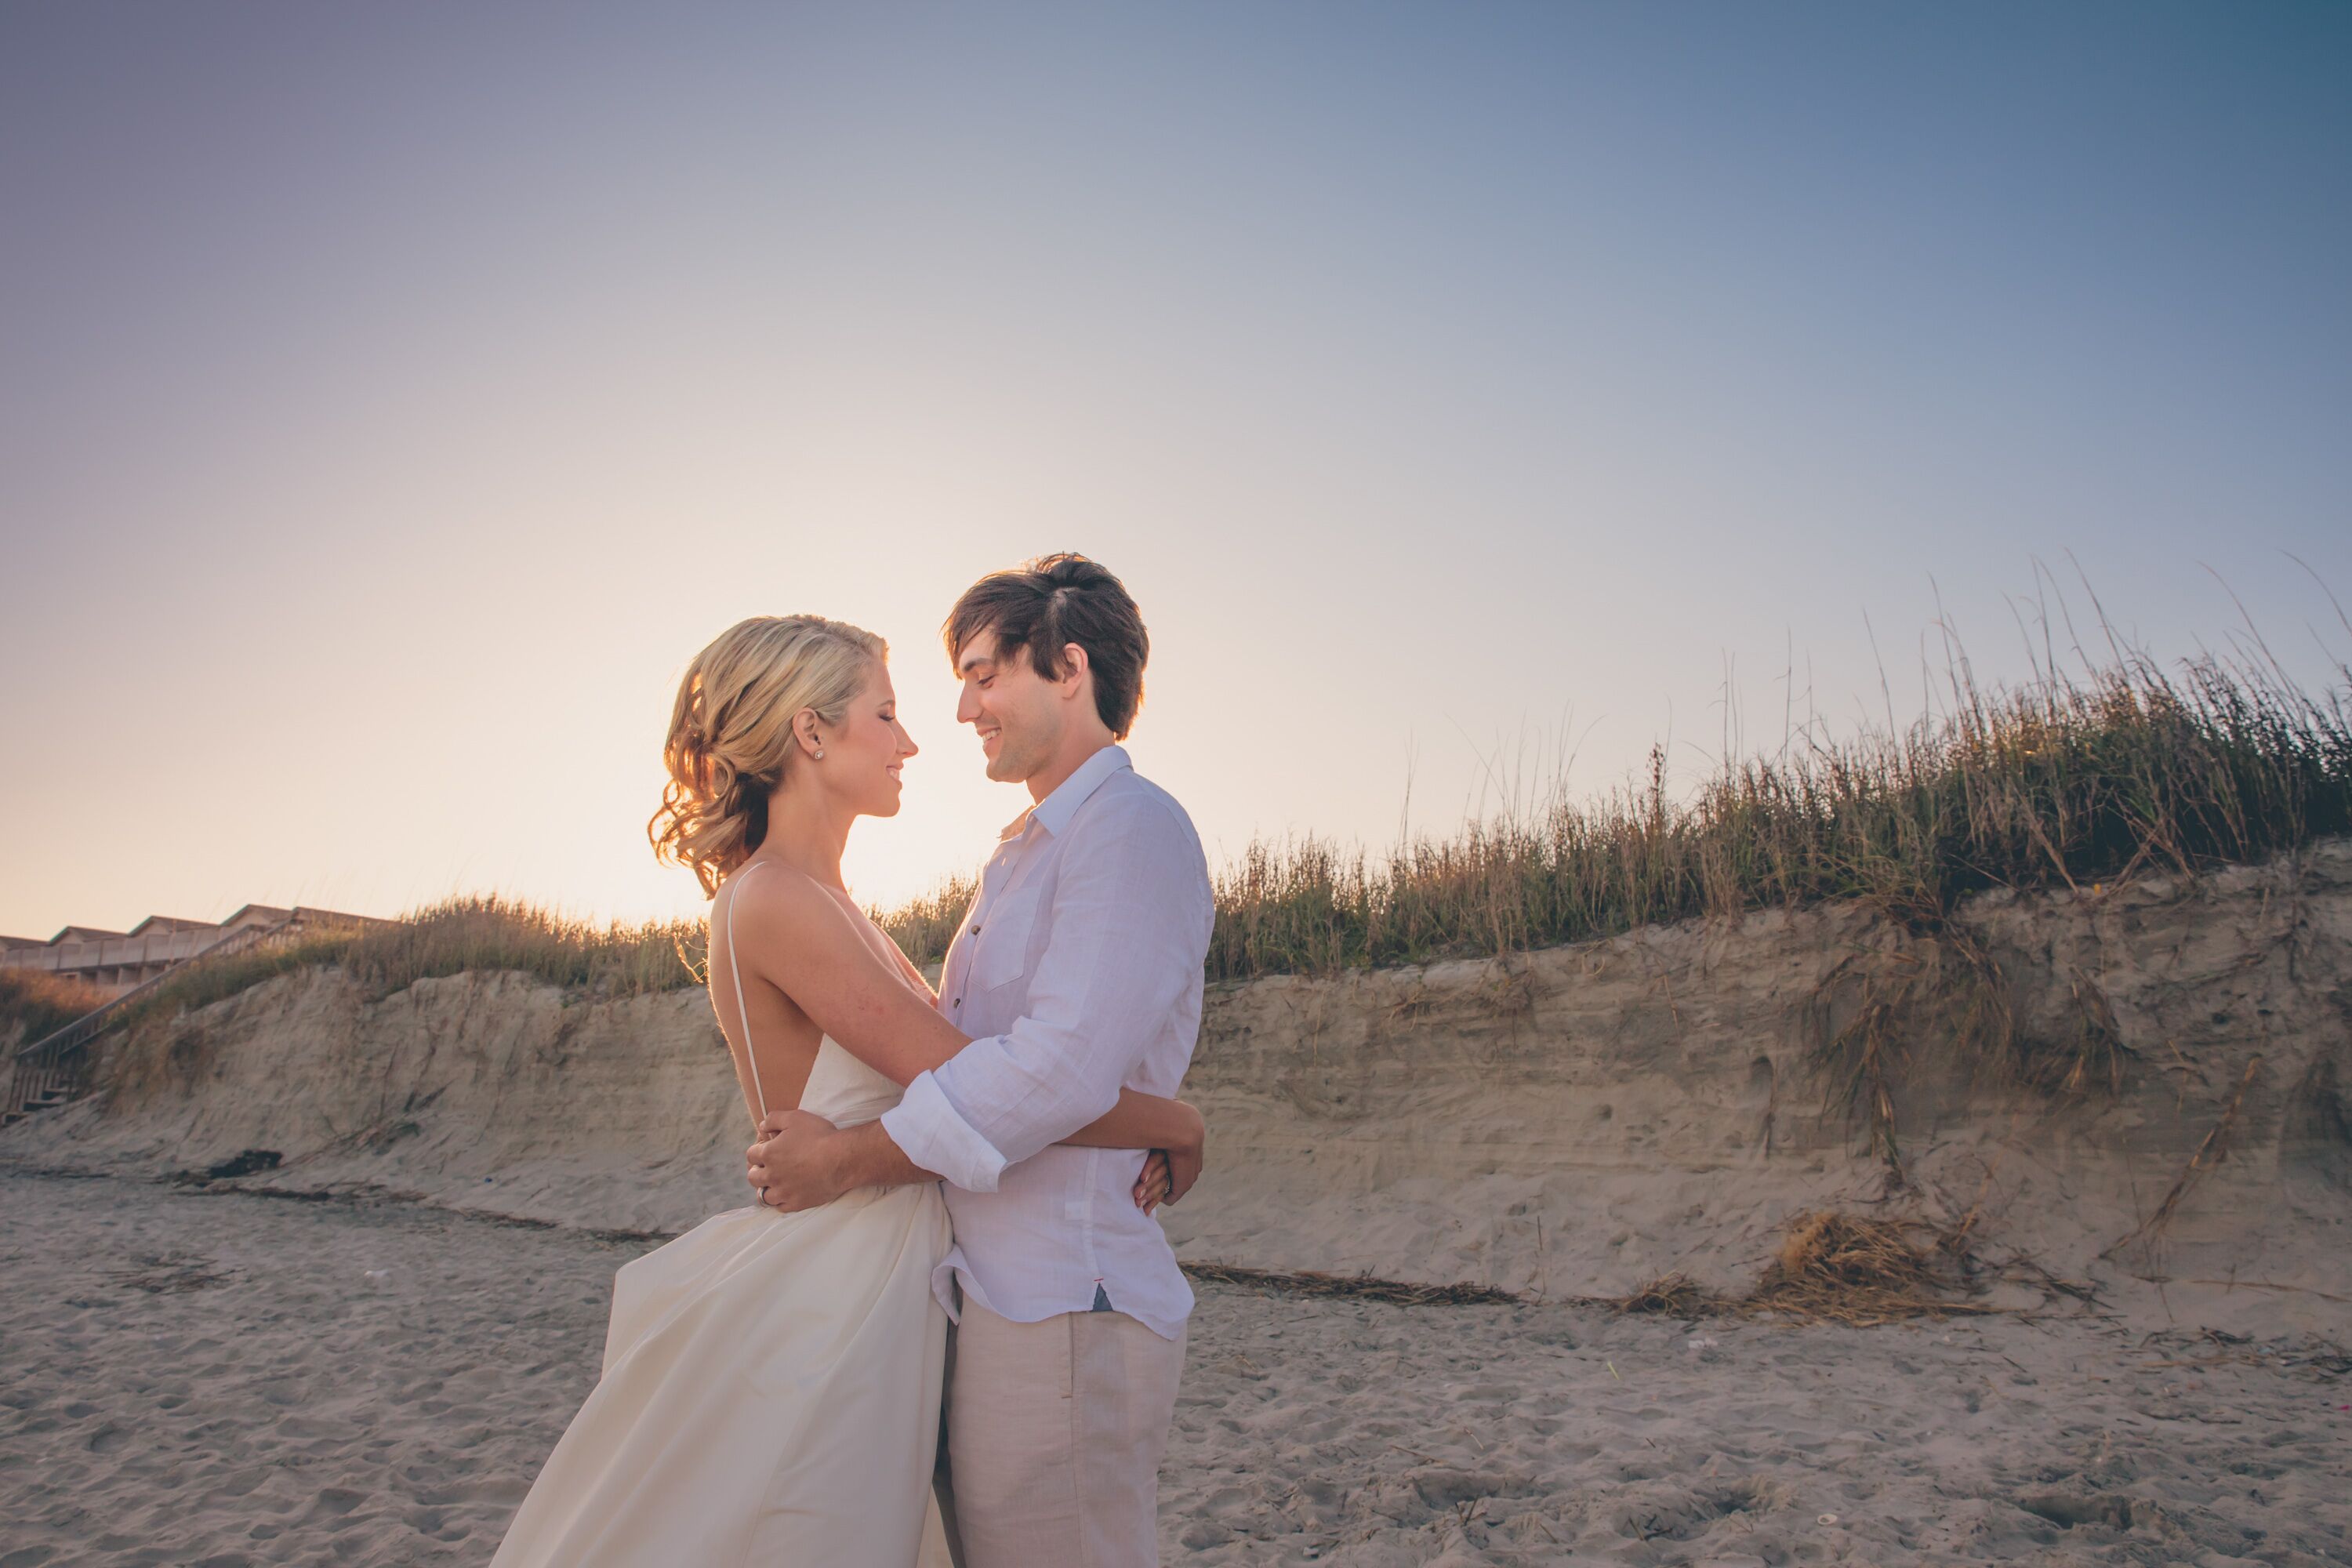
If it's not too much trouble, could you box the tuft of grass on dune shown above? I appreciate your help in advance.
[115,897,710,1031]
[114,933,371,1027]
[874,873,980,974]
[107,879,989,1036]
[94,643,2352,1032]
[1204,650,2350,981]
[328,896,706,1000]
[0,969,111,1045]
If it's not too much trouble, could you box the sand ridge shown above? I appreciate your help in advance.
[8,842,2350,1336]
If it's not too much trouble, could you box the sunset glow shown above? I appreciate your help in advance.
[3,5,2346,938]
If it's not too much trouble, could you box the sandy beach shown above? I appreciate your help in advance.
[5,1169,2347,1567]
[8,4,2350,1561]
[5,853,2348,1565]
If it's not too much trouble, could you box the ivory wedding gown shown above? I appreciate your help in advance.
[491,864,956,1566]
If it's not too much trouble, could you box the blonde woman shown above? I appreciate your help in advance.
[489,615,1203,1568]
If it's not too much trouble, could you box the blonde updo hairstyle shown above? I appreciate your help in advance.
[650,615,888,896]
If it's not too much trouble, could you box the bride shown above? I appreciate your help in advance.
[490,614,1203,1567]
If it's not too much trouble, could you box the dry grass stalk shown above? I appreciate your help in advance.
[1806,949,1918,1183]
[1478,960,1537,1022]
[1802,903,2051,1179]
[0,968,110,1044]
[2021,967,2133,1097]
[2102,1054,2266,1261]
[1385,983,1436,1024]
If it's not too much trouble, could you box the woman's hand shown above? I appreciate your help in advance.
[1130,1101,1205,1215]
[1133,1151,1173,1214]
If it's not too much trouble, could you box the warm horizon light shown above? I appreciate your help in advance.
[4,5,2347,938]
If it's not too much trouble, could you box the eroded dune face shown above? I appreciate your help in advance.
[9,843,2349,1333]
[1172,845,2352,1335]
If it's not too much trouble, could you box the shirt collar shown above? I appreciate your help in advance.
[996,743,1132,842]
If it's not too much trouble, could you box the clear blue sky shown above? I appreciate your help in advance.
[3,3,2347,935]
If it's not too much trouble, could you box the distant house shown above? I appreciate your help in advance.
[0,904,388,999]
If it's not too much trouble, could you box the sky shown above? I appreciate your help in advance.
[2,2,2347,938]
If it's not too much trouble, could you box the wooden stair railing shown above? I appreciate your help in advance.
[2,915,305,1128]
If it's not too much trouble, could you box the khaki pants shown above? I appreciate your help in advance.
[933,1295,1188,1568]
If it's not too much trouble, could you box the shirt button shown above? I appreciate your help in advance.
[970,924,982,934]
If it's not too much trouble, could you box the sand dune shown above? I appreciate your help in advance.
[9,842,2350,1336]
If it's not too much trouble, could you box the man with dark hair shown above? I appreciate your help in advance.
[942,553,1151,741]
[747,553,1213,1566]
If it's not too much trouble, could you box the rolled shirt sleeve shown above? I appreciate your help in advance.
[878,1070,1009,1193]
[895,796,1210,1174]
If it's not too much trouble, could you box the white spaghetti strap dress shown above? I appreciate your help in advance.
[490,862,956,1566]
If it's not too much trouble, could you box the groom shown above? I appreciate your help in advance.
[746,553,1214,1567]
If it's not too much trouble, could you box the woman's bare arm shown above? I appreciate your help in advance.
[733,876,965,1087]
[739,871,1200,1155]
[876,929,941,1003]
[1059,1090,1203,1153]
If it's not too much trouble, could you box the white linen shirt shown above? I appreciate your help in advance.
[877,744,1213,1341]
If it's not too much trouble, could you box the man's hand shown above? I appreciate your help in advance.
[746,1109,849,1214]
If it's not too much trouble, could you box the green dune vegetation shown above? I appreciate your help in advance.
[51,642,2352,1054]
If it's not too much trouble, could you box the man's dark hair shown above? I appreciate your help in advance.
[943,554,1149,739]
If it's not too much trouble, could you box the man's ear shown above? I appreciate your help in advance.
[1056,643,1091,701]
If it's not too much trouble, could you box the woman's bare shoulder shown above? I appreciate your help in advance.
[721,862,865,953]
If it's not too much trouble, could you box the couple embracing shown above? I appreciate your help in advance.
[492,554,1214,1567]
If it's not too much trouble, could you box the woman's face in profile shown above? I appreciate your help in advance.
[824,661,918,818]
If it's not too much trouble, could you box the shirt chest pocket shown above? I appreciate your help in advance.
[968,885,1043,993]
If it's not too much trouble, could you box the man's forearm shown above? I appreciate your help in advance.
[829,1119,937,1195]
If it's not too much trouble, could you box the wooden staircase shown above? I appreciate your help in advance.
[2,913,310,1129]
[4,1084,77,1128]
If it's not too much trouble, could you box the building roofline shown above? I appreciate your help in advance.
[125,915,213,938]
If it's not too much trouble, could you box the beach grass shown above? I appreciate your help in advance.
[0,969,111,1047]
[108,898,706,1033]
[1204,647,2350,981]
[873,874,982,976]
[105,885,978,1032]
[324,897,706,1000]
[103,641,2350,1032]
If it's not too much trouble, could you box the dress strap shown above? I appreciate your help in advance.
[724,861,769,1121]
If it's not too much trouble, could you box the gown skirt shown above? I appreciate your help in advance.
[488,1181,956,1567]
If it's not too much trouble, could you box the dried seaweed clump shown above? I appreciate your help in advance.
[1749,1210,1999,1327]
[1181,1261,1517,1306]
